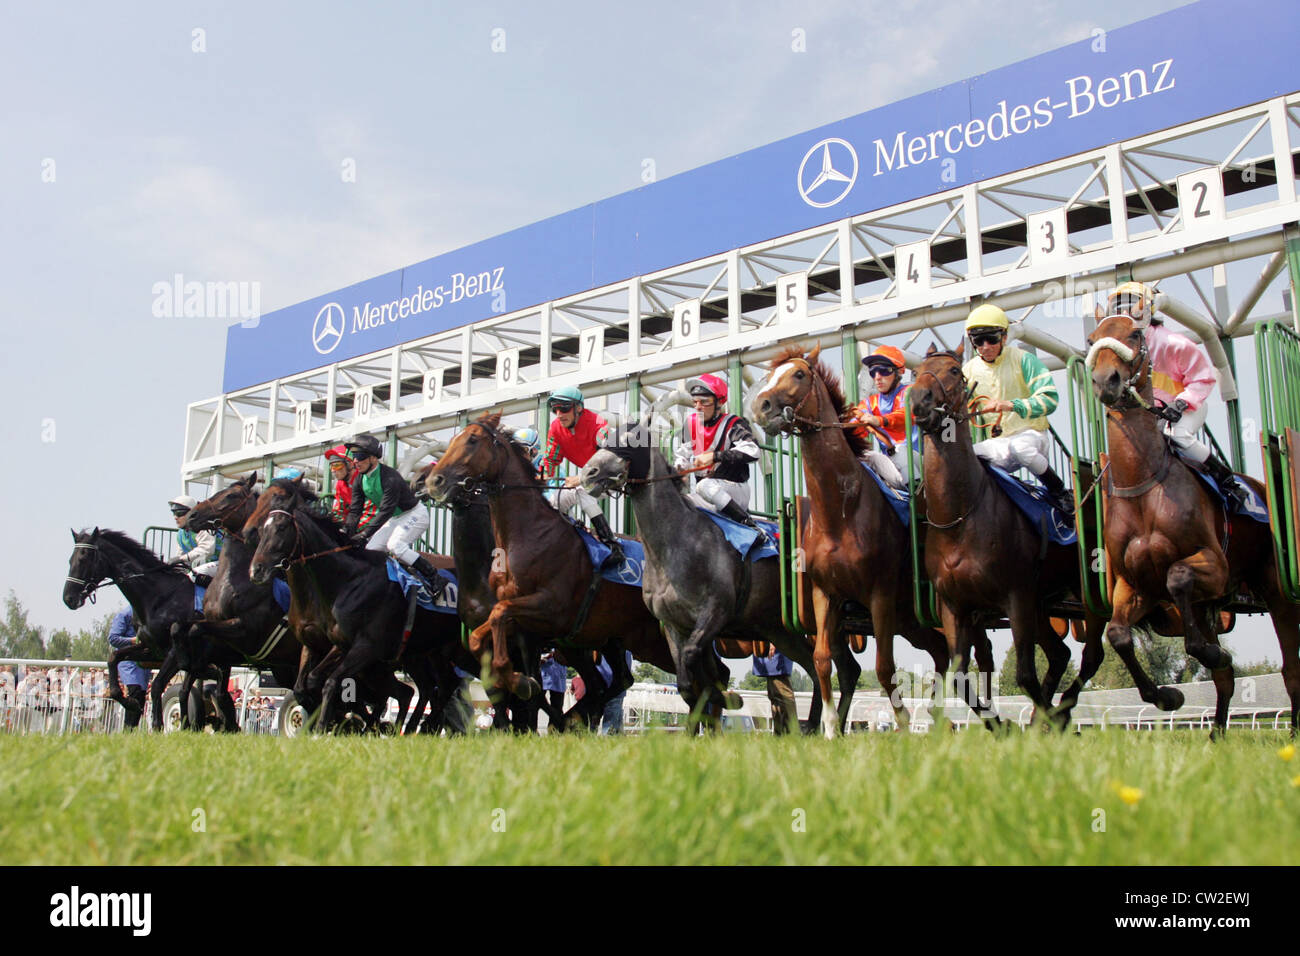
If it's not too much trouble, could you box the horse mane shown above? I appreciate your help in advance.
[91,529,189,577]
[770,345,871,459]
[473,412,543,487]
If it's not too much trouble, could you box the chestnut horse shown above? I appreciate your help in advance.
[425,412,675,707]
[1087,313,1300,736]
[909,348,1106,727]
[752,345,950,737]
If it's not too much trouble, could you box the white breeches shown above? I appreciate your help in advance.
[972,428,1052,476]
[1160,400,1209,463]
[686,477,751,513]
[865,444,911,490]
[365,508,430,565]
[554,486,604,519]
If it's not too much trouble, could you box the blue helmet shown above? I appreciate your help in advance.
[511,426,541,455]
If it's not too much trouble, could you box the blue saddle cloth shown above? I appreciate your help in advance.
[1185,460,1269,524]
[986,465,1078,546]
[860,462,911,526]
[385,559,459,614]
[271,577,291,613]
[193,584,206,612]
[698,508,779,561]
[571,522,648,588]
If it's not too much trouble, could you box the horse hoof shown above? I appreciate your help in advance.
[1155,686,1185,712]
[513,676,540,701]
[120,698,143,714]
[722,691,743,711]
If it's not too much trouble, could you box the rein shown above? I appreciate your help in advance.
[264,508,357,569]
[775,362,892,446]
[66,541,176,604]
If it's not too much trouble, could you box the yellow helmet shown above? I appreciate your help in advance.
[965,304,1009,334]
[1107,281,1156,326]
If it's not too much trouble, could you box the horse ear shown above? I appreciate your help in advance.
[92,526,99,536]
[808,343,822,365]
[247,471,259,485]
[925,342,938,357]
[1095,303,1105,321]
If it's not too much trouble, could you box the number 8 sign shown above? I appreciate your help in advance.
[496,348,521,387]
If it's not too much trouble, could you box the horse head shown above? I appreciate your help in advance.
[426,411,515,505]
[910,345,969,435]
[186,472,259,535]
[750,344,825,434]
[246,478,309,584]
[409,461,436,502]
[1085,312,1149,409]
[63,527,105,609]
[582,412,656,496]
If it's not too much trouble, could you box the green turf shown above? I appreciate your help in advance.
[2,729,1297,865]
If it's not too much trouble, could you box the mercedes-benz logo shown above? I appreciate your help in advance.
[616,557,642,585]
[312,302,345,355]
[797,137,859,208]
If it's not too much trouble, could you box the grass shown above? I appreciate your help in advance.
[1,729,1297,865]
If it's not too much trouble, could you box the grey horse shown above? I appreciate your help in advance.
[582,416,821,732]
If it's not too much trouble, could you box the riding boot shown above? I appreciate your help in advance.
[1038,467,1075,515]
[409,555,448,601]
[1202,455,1250,508]
[589,514,626,567]
[720,500,769,545]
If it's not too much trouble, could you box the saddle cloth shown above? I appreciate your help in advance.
[571,521,648,588]
[986,465,1078,546]
[697,508,779,561]
[385,559,458,614]
[859,462,911,527]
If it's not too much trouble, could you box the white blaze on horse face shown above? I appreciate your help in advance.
[754,362,800,410]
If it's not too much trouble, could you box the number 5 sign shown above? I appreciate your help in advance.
[775,272,807,324]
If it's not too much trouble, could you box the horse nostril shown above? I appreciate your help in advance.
[758,398,770,415]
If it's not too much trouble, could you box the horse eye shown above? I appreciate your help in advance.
[794,370,805,380]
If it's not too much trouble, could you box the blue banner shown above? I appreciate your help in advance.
[223,0,1298,392]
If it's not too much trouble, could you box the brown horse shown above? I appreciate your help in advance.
[1087,313,1300,736]
[425,412,675,707]
[909,348,1106,727]
[752,345,950,737]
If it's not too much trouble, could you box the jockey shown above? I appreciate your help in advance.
[540,386,624,563]
[673,373,767,541]
[167,495,222,578]
[341,434,443,598]
[324,445,377,530]
[511,426,545,474]
[851,345,911,489]
[1106,281,1248,505]
[961,304,1074,514]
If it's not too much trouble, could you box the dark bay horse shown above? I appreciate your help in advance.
[63,528,195,730]
[425,412,676,710]
[1088,313,1300,736]
[178,473,303,730]
[581,416,821,731]
[245,479,448,732]
[751,345,950,737]
[909,348,1106,727]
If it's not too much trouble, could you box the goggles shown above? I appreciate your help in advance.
[968,331,1004,348]
[169,506,190,517]
[866,363,898,377]
[549,401,575,413]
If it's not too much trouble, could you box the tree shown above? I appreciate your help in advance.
[633,661,672,685]
[0,592,44,659]
[997,642,1079,696]
[69,613,112,662]
[46,629,72,661]
[738,673,767,691]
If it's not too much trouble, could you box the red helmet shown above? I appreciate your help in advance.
[686,373,728,404]
[324,445,349,463]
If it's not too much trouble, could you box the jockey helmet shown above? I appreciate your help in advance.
[1107,281,1157,328]
[965,304,1009,335]
[862,345,906,375]
[344,433,383,460]
[324,444,349,464]
[511,426,541,455]
[547,386,585,411]
[167,494,197,515]
[686,373,729,404]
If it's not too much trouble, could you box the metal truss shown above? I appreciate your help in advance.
[182,93,1300,491]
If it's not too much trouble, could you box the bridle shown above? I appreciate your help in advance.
[1085,319,1162,416]
[438,423,563,501]
[765,359,891,445]
[911,357,994,530]
[189,482,256,542]
[259,507,357,570]
[65,538,168,605]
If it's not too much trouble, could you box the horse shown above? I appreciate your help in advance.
[245,478,451,732]
[62,528,196,730]
[751,345,951,737]
[1087,312,1300,736]
[908,347,1106,727]
[176,473,304,730]
[581,414,822,731]
[425,412,676,715]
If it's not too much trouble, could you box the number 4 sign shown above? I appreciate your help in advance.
[894,241,930,295]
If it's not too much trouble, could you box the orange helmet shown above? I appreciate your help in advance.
[862,345,906,375]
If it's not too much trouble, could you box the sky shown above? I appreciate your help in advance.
[9,0,1288,670]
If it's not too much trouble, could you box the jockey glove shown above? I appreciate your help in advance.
[1163,399,1189,423]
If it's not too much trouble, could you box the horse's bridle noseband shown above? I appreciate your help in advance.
[66,539,164,604]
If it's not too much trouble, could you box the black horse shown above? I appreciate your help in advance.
[63,528,197,730]
[246,478,456,732]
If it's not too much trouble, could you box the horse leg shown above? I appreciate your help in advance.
[1036,612,1072,730]
[320,643,382,734]
[1105,578,1182,711]
[1167,550,1232,736]
[810,587,843,739]
[1008,591,1051,723]
[970,627,1001,728]
[1054,615,1106,728]
[150,649,182,732]
[214,663,239,732]
[874,629,909,733]
[934,604,974,731]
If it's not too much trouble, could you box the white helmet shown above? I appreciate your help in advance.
[168,494,198,513]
